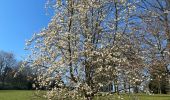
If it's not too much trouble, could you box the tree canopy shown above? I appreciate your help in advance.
[25,0,170,100]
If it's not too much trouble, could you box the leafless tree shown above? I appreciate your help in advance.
[0,51,16,87]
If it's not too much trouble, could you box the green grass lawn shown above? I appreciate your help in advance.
[0,90,169,100]
[95,94,170,100]
[0,90,34,100]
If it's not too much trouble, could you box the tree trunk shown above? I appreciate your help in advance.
[86,97,93,100]
[164,11,170,94]
[129,85,131,93]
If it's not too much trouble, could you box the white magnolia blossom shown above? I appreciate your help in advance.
[23,0,149,100]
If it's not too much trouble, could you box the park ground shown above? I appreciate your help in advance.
[0,90,170,100]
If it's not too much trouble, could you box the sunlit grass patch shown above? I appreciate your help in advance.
[0,90,170,100]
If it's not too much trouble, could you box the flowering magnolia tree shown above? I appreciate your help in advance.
[25,0,147,100]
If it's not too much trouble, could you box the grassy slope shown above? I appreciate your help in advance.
[0,90,170,100]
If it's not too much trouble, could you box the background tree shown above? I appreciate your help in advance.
[0,51,35,90]
[134,0,170,94]
[0,51,16,88]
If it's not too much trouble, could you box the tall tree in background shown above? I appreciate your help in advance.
[0,51,35,90]
[135,0,170,93]
[0,51,16,88]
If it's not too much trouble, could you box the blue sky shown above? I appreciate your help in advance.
[0,0,53,60]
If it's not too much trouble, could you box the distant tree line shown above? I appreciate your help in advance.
[0,51,35,90]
